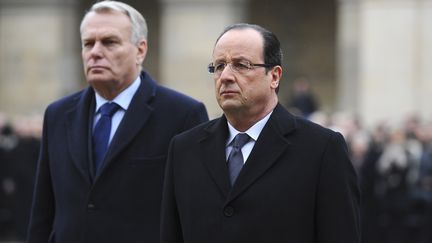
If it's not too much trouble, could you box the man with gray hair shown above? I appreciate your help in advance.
[27,1,208,242]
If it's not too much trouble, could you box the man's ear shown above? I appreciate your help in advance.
[136,39,148,65]
[270,65,283,89]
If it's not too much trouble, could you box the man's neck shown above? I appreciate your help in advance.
[225,100,277,132]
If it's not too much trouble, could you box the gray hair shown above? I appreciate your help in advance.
[80,0,148,44]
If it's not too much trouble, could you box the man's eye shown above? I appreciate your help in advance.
[103,39,117,46]
[233,61,249,70]
[215,63,226,71]
[102,39,119,46]
[83,42,94,48]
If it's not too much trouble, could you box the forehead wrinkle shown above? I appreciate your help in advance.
[82,31,120,40]
[81,25,129,45]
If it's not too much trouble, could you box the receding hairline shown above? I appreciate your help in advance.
[215,24,266,45]
[79,1,148,43]
[212,27,265,57]
[80,8,130,32]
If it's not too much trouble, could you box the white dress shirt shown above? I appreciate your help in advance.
[225,111,273,163]
[93,76,141,144]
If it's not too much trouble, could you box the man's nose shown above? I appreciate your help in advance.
[219,63,236,81]
[89,42,103,57]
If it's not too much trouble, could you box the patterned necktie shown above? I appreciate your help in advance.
[92,102,120,174]
[227,133,250,186]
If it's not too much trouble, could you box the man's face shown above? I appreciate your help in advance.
[81,11,146,95]
[212,28,280,116]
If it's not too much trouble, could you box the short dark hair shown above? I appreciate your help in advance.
[215,23,283,72]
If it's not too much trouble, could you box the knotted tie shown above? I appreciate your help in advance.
[227,133,250,186]
[92,102,120,173]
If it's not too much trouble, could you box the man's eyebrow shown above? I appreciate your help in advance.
[82,33,121,40]
[213,58,225,63]
[213,56,250,63]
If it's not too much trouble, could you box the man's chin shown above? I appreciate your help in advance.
[86,75,110,84]
[219,100,242,112]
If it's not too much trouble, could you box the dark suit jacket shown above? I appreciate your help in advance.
[161,104,360,243]
[28,71,208,243]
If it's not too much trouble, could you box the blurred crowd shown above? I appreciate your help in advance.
[310,111,432,243]
[1,109,432,243]
[0,113,41,242]
[290,77,432,243]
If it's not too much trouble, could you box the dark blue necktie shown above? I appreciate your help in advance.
[92,102,120,174]
[227,133,250,186]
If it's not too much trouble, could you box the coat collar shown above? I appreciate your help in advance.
[227,104,297,202]
[200,116,231,196]
[95,71,157,179]
[199,104,297,200]
[65,71,157,183]
[65,86,95,184]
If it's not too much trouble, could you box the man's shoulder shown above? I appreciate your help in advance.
[155,84,202,106]
[46,88,90,113]
[172,118,219,140]
[296,116,333,135]
[272,104,337,140]
[141,71,202,106]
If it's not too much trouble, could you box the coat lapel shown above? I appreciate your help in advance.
[96,72,156,177]
[65,87,95,184]
[227,104,297,202]
[200,117,231,197]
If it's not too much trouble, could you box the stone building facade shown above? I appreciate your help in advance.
[0,0,431,127]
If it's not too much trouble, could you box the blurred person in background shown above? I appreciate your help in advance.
[307,110,330,128]
[357,123,388,243]
[413,120,432,243]
[357,119,432,243]
[374,125,418,242]
[0,115,41,241]
[288,76,319,118]
[417,121,432,196]
[349,131,371,173]
[27,1,208,243]
[0,113,16,240]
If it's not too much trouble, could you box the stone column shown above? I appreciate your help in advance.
[417,0,432,121]
[337,0,361,115]
[337,0,432,127]
[160,0,247,118]
[0,0,81,116]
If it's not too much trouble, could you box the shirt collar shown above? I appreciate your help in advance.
[94,75,141,113]
[226,110,273,146]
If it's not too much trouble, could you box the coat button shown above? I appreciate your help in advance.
[87,203,96,211]
[223,206,234,217]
